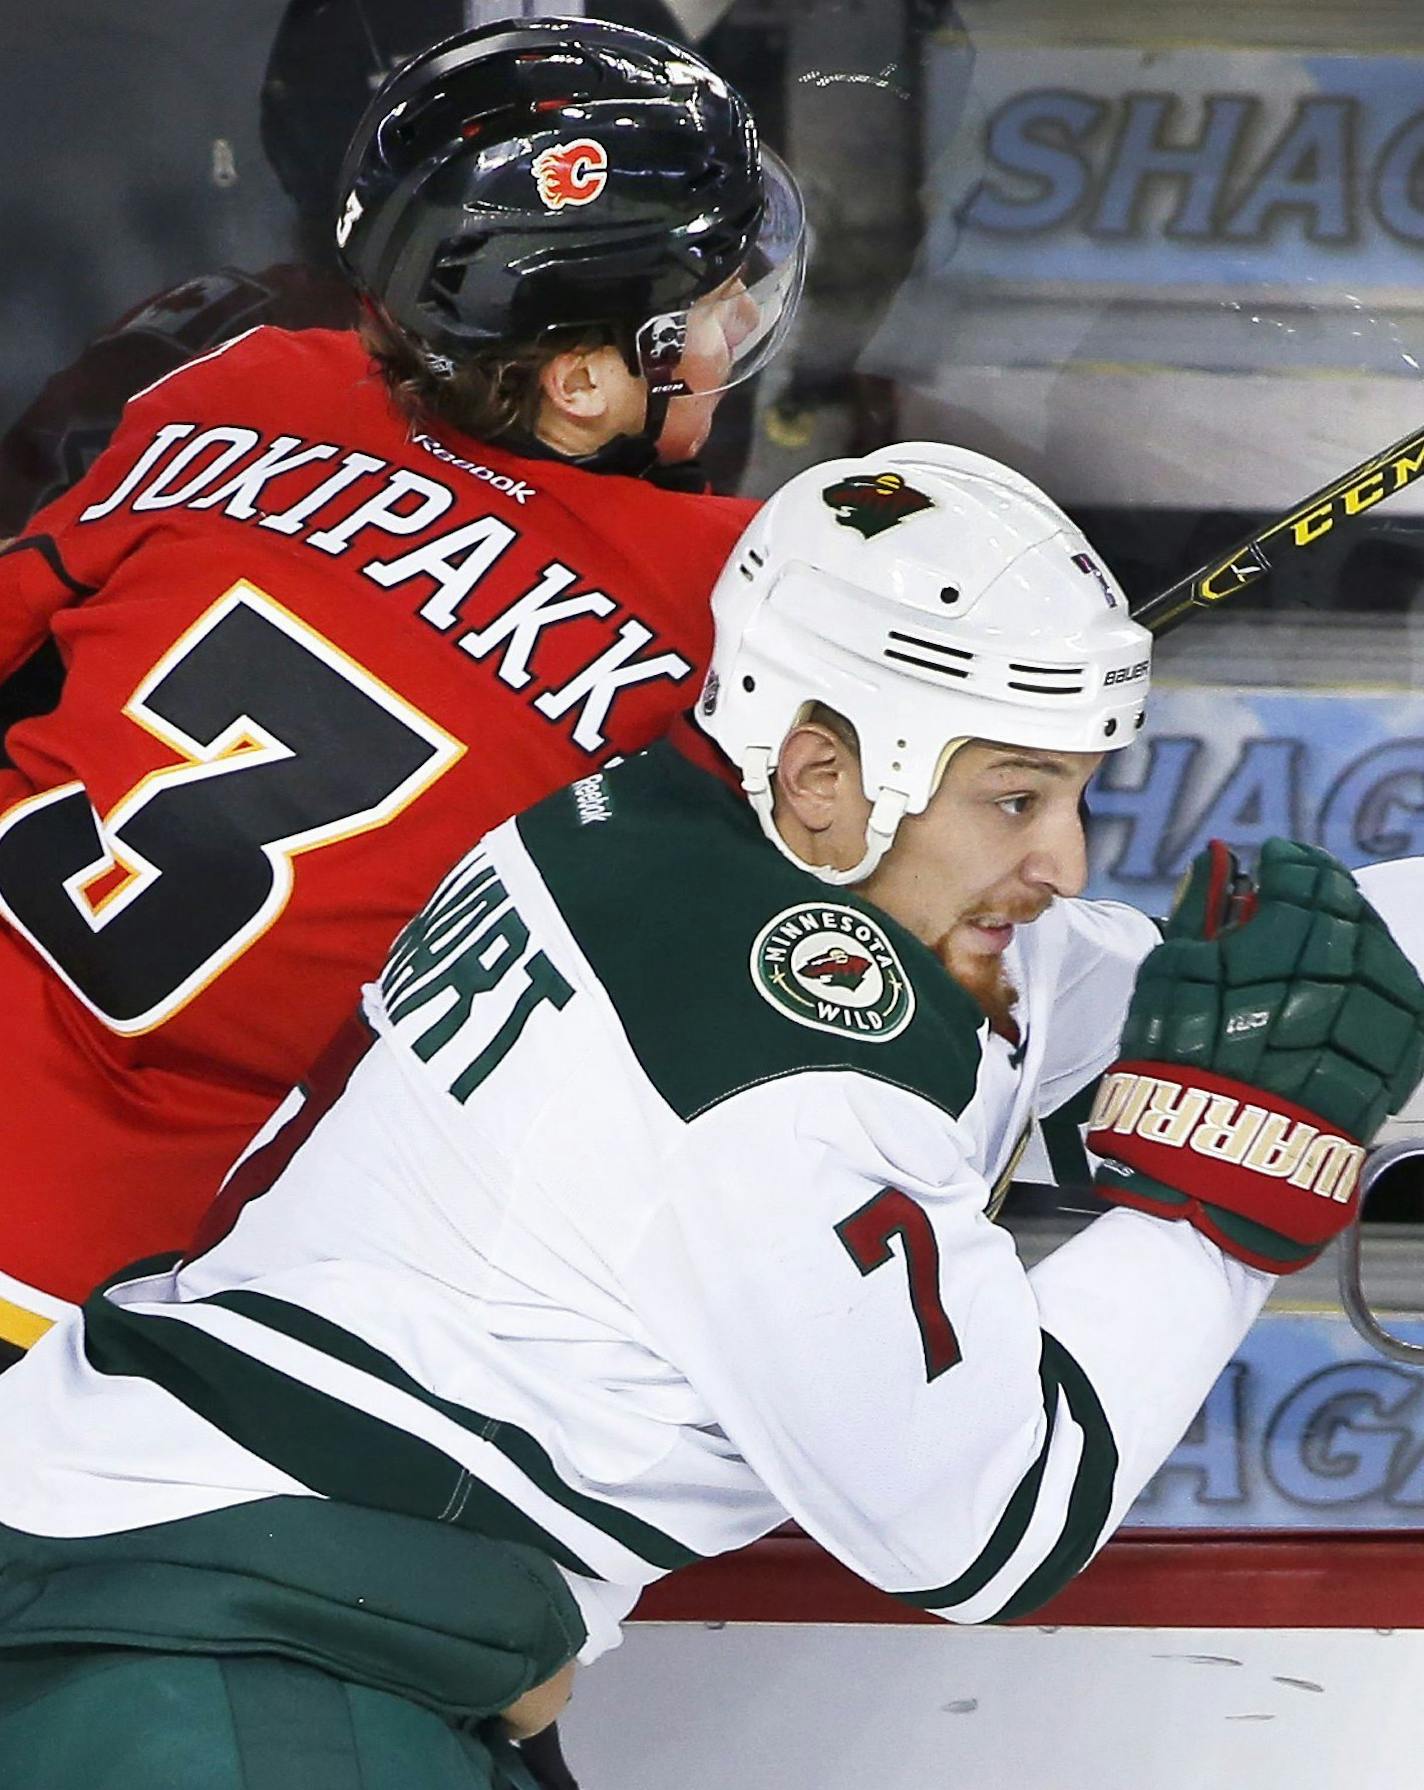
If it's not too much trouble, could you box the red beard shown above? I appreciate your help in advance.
[947,950,1022,1044]
[935,898,1047,1045]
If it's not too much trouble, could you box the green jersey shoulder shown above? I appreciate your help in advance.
[516,740,986,1123]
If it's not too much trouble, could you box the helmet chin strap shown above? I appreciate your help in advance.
[739,747,909,887]
[565,381,675,478]
[494,381,676,479]
[737,737,973,889]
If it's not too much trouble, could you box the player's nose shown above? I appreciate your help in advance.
[724,287,759,350]
[1023,817,1088,900]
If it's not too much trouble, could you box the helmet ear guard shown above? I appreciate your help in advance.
[738,741,911,887]
[698,442,1153,886]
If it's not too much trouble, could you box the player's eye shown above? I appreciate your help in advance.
[995,793,1033,818]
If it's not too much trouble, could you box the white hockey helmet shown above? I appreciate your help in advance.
[696,441,1152,884]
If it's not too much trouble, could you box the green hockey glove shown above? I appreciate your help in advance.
[1087,838,1424,1273]
[1165,837,1256,940]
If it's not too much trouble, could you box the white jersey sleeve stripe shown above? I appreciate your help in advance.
[982,1333,1118,1620]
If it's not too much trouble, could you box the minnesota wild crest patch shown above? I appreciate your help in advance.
[751,904,915,1041]
[821,471,934,538]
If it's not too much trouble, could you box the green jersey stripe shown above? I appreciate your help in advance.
[893,1330,1117,1618]
[81,1292,598,1579]
[1041,1079,1099,1190]
[893,1340,1060,1611]
[210,1288,704,1573]
[988,1334,1119,1622]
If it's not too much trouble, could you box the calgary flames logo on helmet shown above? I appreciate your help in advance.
[532,137,610,211]
[822,471,934,540]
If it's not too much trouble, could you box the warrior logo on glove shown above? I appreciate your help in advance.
[1089,1066,1364,1200]
[1088,838,1424,1274]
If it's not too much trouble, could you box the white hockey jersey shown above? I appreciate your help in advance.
[0,734,1272,1662]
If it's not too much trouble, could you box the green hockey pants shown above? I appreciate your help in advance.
[0,1646,545,1790]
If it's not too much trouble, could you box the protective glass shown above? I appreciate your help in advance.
[634,149,807,398]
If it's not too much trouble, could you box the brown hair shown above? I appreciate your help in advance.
[357,305,618,443]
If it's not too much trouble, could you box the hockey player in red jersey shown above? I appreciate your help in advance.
[0,16,805,1339]
[0,0,760,547]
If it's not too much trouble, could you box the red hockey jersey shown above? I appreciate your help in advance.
[0,325,754,1315]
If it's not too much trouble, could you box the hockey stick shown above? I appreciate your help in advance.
[1131,422,1424,637]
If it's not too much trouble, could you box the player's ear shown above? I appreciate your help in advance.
[774,723,862,841]
[538,345,626,422]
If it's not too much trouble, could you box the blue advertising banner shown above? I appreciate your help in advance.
[1089,678,1424,1530]
[1128,1310,1424,1529]
[1086,685,1424,916]
[932,47,1424,297]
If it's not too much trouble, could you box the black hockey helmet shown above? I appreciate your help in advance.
[333,15,805,395]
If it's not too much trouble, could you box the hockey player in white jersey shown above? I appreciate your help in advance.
[0,443,1422,1790]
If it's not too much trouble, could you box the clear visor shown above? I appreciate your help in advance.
[634,149,807,399]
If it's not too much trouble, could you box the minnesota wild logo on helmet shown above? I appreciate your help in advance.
[821,471,934,539]
[751,904,915,1041]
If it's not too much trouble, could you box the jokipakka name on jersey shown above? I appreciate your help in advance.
[77,407,692,757]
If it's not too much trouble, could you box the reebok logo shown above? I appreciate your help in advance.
[572,774,612,824]
[410,433,537,504]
